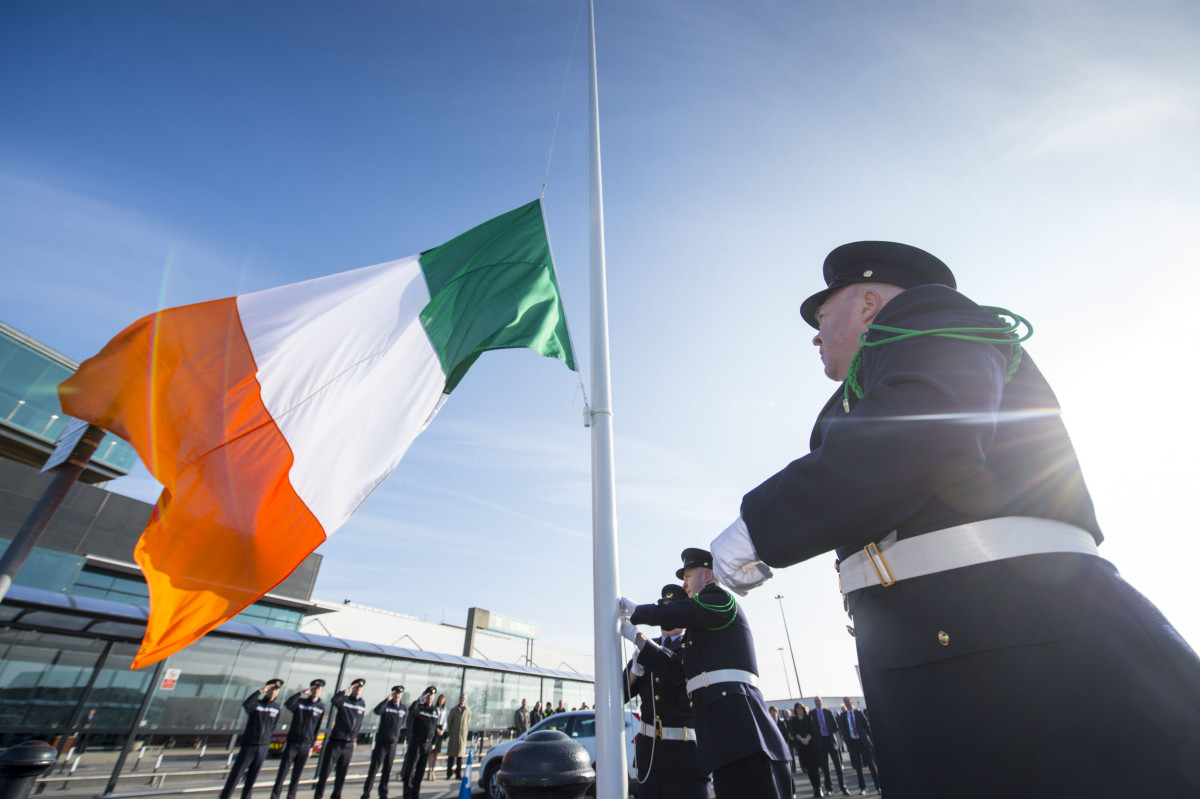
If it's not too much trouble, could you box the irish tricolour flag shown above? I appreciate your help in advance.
[59,200,575,669]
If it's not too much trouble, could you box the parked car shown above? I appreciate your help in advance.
[478,710,638,798]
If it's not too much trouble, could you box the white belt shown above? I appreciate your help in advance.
[686,668,759,694]
[837,516,1100,595]
[639,720,698,742]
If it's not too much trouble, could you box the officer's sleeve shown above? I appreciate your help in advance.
[631,594,729,630]
[742,300,1011,567]
[622,659,642,704]
[331,692,346,710]
[374,700,387,716]
[284,692,302,712]
[633,639,684,678]
[243,691,262,714]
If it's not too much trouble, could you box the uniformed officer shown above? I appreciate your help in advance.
[270,680,326,799]
[314,678,367,799]
[709,241,1200,797]
[220,679,284,799]
[621,549,791,799]
[361,685,406,799]
[398,686,439,799]
[621,583,708,799]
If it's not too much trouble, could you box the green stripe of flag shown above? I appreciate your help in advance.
[417,199,577,393]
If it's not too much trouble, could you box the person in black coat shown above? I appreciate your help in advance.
[623,548,791,799]
[361,686,406,799]
[221,680,283,799]
[791,703,823,798]
[314,679,367,799]
[270,680,326,799]
[622,583,708,799]
[710,241,1200,798]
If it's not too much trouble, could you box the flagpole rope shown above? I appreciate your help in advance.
[543,0,587,196]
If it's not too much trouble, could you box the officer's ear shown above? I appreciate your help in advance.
[859,285,902,325]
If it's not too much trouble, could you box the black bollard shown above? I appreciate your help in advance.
[496,730,595,799]
[0,742,58,799]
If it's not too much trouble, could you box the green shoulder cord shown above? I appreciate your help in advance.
[843,306,1033,411]
[694,590,738,631]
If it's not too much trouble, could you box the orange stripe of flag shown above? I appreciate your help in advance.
[59,299,326,669]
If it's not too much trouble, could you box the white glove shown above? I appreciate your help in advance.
[618,596,638,617]
[620,617,639,642]
[629,648,645,677]
[711,516,774,596]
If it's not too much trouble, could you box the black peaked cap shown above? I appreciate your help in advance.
[800,241,956,329]
[675,548,713,580]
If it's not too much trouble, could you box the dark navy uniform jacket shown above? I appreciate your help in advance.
[631,585,789,772]
[327,692,367,743]
[283,692,325,743]
[406,699,440,746]
[240,691,282,746]
[624,634,705,780]
[743,284,1100,565]
[372,699,407,745]
[739,285,1200,797]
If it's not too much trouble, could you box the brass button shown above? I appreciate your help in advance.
[721,691,727,696]
[689,701,694,707]
[655,677,660,683]
[937,630,950,646]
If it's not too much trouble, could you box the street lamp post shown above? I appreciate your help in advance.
[775,594,804,699]
[777,647,793,698]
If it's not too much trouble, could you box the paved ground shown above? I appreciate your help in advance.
[26,744,875,799]
[29,746,483,799]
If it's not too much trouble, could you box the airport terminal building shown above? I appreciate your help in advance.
[0,321,595,751]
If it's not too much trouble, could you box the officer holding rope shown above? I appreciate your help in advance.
[621,583,708,799]
[621,549,791,799]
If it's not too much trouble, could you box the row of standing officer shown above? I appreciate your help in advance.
[220,678,434,799]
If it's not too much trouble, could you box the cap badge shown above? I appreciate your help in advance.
[863,269,874,277]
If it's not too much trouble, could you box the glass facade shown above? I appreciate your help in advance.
[0,324,138,473]
[70,566,302,631]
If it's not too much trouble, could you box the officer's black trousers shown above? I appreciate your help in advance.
[269,740,312,799]
[797,745,822,796]
[846,737,879,792]
[220,744,269,799]
[398,742,430,799]
[711,753,792,799]
[817,736,844,791]
[314,740,355,799]
[361,742,397,798]
[632,737,708,799]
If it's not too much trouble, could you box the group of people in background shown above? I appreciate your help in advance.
[772,697,879,797]
[220,678,471,799]
[511,697,586,733]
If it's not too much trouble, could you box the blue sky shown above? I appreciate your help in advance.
[2,0,1198,697]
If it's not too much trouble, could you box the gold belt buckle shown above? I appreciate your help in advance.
[865,541,895,587]
[654,718,663,740]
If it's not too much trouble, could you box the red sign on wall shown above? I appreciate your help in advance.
[160,669,182,691]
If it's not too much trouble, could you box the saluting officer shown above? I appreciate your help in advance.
[399,686,439,799]
[314,678,367,799]
[361,685,406,799]
[621,583,708,799]
[621,549,791,799]
[270,680,326,799]
[220,678,284,799]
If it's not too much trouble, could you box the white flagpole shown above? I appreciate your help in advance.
[586,0,628,797]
